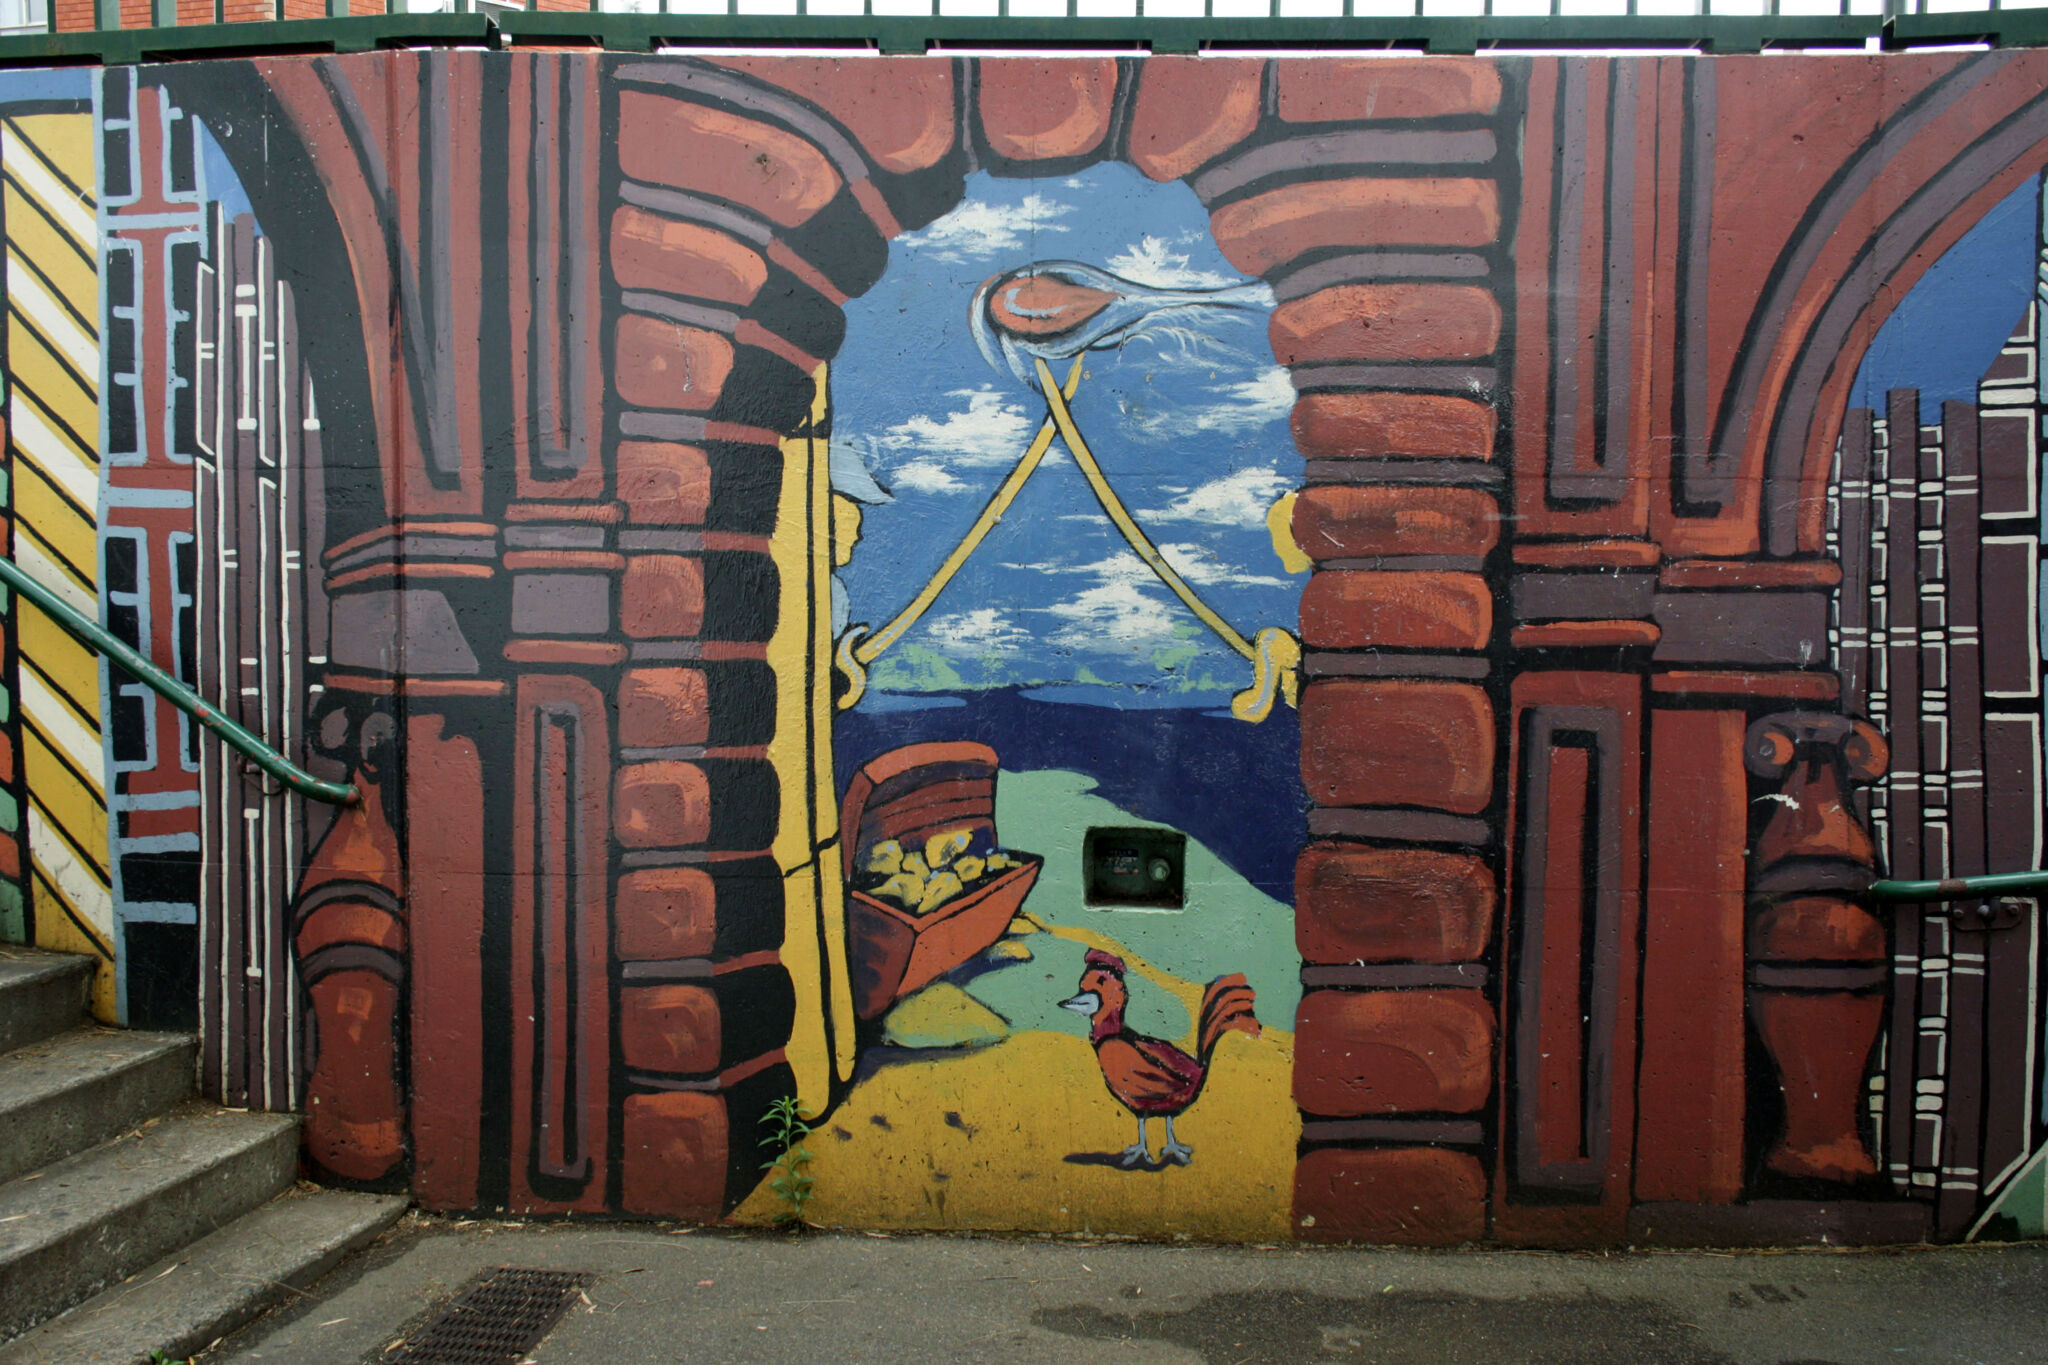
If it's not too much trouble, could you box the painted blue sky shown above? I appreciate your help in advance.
[832,163,1304,707]
[1853,173,2041,410]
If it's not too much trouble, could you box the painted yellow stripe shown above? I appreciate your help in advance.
[21,665,104,786]
[12,499,96,586]
[8,258,94,378]
[0,166,95,260]
[14,531,94,617]
[3,215,97,321]
[29,875,115,1022]
[11,394,98,513]
[6,332,95,436]
[23,748,109,878]
[21,766,109,890]
[18,644,102,748]
[14,503,95,590]
[19,748,107,886]
[20,612,102,715]
[5,109,105,1012]
[5,116,97,190]
[5,116,98,214]
[30,884,111,957]
[8,305,95,404]
[29,804,112,921]
[19,740,107,879]
[2,119,96,243]
[7,284,95,389]
[8,358,95,449]
[14,462,96,577]
[6,113,97,187]
[20,724,105,834]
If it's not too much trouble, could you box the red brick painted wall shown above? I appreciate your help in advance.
[115,48,2048,1245]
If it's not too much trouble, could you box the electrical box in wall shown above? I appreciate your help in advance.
[1083,827,1186,909]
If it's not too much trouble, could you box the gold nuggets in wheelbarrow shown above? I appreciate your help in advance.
[841,740,1042,1020]
[865,826,1024,915]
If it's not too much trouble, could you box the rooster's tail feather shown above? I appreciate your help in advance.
[1197,973,1260,1063]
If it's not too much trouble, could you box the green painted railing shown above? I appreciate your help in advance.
[0,557,359,807]
[1869,871,2048,904]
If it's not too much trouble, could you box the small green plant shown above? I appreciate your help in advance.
[149,1352,191,1365]
[759,1095,816,1229]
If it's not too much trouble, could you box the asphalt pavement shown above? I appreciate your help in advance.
[204,1217,2048,1364]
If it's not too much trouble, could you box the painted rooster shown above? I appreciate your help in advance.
[1060,948,1259,1167]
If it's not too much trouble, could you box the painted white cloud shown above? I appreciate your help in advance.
[1155,541,1291,589]
[876,385,1037,470]
[909,193,1074,264]
[1010,545,1285,590]
[922,607,1030,656]
[1043,579,1187,651]
[1034,544,1289,653]
[1128,365,1297,443]
[1105,234,1245,291]
[891,459,970,495]
[1140,465,1294,530]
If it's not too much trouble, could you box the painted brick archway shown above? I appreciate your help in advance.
[155,48,2048,1240]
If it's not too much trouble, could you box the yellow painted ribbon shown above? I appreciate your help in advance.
[849,358,1084,666]
[835,624,869,711]
[1036,357,1258,661]
[834,353,1299,722]
[1035,359,1300,722]
[1231,626,1302,724]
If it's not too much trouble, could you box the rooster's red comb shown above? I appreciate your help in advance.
[1083,949,1126,976]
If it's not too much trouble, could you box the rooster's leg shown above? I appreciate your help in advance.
[1161,1116,1194,1165]
[1120,1117,1149,1167]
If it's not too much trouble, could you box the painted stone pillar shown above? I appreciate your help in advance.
[237,50,827,1212]
[1492,59,1665,1246]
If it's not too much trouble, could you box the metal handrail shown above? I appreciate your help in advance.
[1869,871,2048,903]
[0,557,359,806]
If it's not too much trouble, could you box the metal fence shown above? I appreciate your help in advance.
[2,0,2045,88]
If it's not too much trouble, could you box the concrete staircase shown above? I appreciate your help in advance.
[0,947,407,1364]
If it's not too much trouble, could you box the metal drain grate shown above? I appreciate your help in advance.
[385,1267,593,1364]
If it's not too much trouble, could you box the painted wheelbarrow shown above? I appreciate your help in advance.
[840,740,1041,1020]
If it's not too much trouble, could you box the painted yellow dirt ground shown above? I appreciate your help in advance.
[733,916,1299,1241]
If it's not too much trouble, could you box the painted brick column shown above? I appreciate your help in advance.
[604,66,840,1219]
[601,56,968,1218]
[1176,58,1514,1246]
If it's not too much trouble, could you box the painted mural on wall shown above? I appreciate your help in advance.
[2,49,2048,1245]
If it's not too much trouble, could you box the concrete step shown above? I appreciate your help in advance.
[0,1103,300,1343]
[0,1187,408,1365]
[0,1029,196,1185]
[0,949,91,1057]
